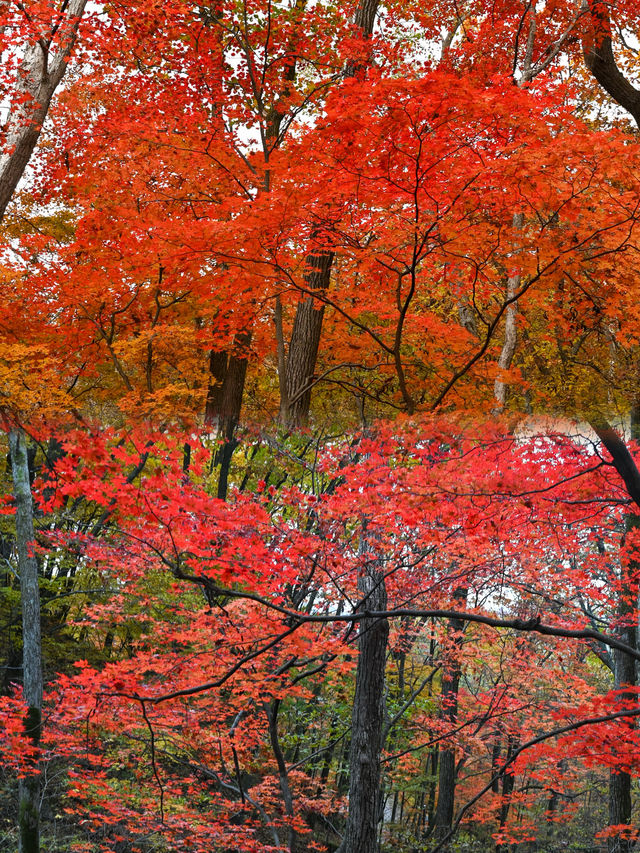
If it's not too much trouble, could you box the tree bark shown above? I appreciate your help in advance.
[587,418,639,853]
[495,735,518,853]
[608,410,640,853]
[279,250,334,427]
[336,564,388,853]
[266,699,297,853]
[10,430,43,853]
[204,333,250,500]
[433,590,467,845]
[0,7,86,850]
[0,1,87,220]
[278,0,380,428]
[582,0,640,130]
[608,599,635,853]
[493,213,523,411]
[608,668,634,853]
[433,646,463,840]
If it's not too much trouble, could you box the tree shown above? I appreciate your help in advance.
[9,429,43,853]
[276,0,380,428]
[0,1,87,219]
[0,419,636,851]
[17,6,638,430]
[0,4,87,850]
[6,2,640,852]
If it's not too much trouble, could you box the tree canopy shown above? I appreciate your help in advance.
[3,2,640,853]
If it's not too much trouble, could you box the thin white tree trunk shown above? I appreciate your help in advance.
[10,429,43,853]
[0,5,86,850]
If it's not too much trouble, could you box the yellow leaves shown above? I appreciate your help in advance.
[117,383,208,424]
[0,341,74,424]
[102,322,210,423]
[1,201,76,245]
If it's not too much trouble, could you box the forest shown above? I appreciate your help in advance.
[3,1,640,852]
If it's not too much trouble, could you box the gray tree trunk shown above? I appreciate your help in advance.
[336,564,388,853]
[10,430,43,853]
[0,7,86,850]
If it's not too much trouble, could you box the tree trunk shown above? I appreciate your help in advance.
[493,213,523,411]
[0,2,87,221]
[277,0,380,428]
[10,429,43,853]
[433,665,461,842]
[583,30,640,837]
[204,333,249,500]
[433,592,466,845]
[266,699,297,853]
[608,513,638,853]
[590,416,640,853]
[495,735,518,853]
[608,635,634,853]
[0,9,86,850]
[279,251,333,427]
[582,0,640,131]
[336,565,388,853]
